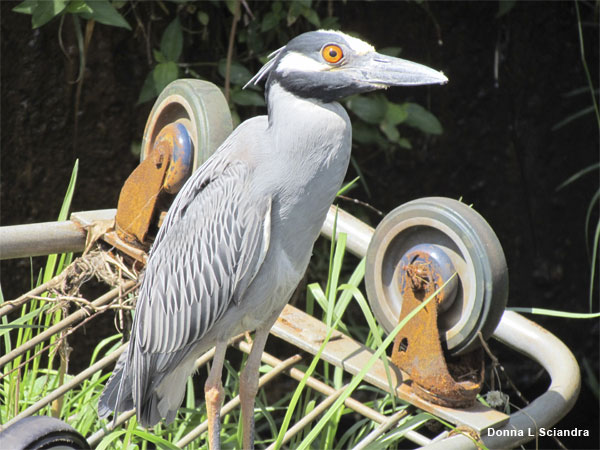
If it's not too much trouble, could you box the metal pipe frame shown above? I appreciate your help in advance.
[0,206,580,449]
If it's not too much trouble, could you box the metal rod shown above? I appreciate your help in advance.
[0,281,136,369]
[271,304,508,433]
[1,206,581,449]
[0,209,115,260]
[252,339,386,425]
[0,345,126,431]
[264,385,346,450]
[87,410,136,447]
[0,221,86,260]
[253,338,432,448]
[0,270,68,318]
[175,353,302,447]
[353,409,410,450]
[321,204,374,258]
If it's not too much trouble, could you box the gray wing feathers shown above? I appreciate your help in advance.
[135,158,271,356]
[102,154,272,426]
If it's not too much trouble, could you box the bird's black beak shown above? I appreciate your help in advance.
[354,52,448,87]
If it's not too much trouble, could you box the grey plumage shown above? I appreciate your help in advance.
[99,29,447,436]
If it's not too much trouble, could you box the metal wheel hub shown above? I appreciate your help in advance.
[365,197,509,356]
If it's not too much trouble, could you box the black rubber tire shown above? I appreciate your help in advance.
[140,79,233,171]
[0,416,90,449]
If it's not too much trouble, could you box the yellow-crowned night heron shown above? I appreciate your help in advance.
[98,29,447,449]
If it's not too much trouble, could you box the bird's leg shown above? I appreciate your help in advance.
[239,314,278,450]
[205,341,228,450]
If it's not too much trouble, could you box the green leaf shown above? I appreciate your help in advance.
[398,137,412,149]
[404,102,443,135]
[497,0,517,18]
[351,121,387,147]
[79,0,131,30]
[378,46,403,57]
[66,0,92,14]
[197,10,209,26]
[224,0,237,15]
[153,62,179,94]
[385,102,408,125]
[231,89,265,107]
[218,59,253,86]
[160,17,183,62]
[286,1,303,26]
[137,71,157,104]
[261,11,280,32]
[320,16,340,30]
[346,95,387,124]
[271,1,282,13]
[21,0,68,28]
[153,49,167,64]
[301,7,320,27]
[380,121,400,143]
[13,0,38,15]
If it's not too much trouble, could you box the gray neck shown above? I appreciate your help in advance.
[263,82,352,267]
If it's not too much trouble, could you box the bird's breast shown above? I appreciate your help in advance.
[265,101,352,272]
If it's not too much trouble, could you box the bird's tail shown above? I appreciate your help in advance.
[98,346,134,421]
[98,344,196,429]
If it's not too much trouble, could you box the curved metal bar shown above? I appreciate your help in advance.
[0,205,580,448]
[320,206,581,449]
[418,311,581,450]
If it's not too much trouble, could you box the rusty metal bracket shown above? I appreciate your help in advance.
[391,248,484,408]
[115,122,192,249]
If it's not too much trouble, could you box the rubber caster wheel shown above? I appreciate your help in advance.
[0,416,90,449]
[141,79,233,176]
[365,197,508,355]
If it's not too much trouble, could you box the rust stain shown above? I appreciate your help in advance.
[115,123,191,248]
[276,316,303,333]
[391,249,483,408]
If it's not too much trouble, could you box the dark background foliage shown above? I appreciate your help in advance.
[1,1,598,448]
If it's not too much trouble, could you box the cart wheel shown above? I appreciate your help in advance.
[141,79,233,184]
[0,416,90,450]
[365,197,508,355]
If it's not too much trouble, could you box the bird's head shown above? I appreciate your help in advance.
[245,30,448,103]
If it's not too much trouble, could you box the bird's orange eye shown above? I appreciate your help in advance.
[322,44,344,64]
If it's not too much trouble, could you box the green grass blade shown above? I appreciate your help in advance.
[273,291,351,450]
[589,218,599,312]
[574,0,600,130]
[555,162,599,191]
[585,189,600,258]
[507,307,600,319]
[338,282,397,409]
[296,274,456,450]
[0,304,50,337]
[552,105,594,130]
[336,176,360,197]
[350,156,372,197]
[43,159,78,283]
[326,233,346,327]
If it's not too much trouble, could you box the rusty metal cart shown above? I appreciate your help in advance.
[0,80,580,449]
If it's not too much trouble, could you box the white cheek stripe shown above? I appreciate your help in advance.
[276,51,329,74]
